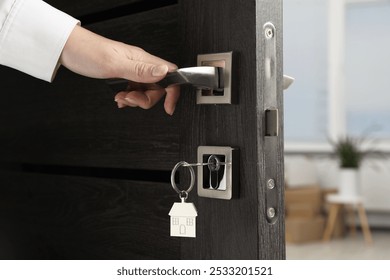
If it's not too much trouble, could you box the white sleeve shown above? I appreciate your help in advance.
[0,0,79,82]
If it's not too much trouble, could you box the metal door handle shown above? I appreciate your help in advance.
[107,65,293,93]
[107,66,223,93]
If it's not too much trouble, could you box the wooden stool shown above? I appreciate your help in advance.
[322,194,373,244]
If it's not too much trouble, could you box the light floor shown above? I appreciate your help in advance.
[286,229,390,260]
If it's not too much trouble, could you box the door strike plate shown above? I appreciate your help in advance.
[197,52,233,104]
[197,146,239,200]
[263,22,280,224]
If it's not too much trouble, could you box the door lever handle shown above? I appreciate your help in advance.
[107,65,293,93]
[107,66,223,93]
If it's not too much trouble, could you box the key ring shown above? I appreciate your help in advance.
[170,161,195,197]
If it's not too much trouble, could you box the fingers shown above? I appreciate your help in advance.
[120,46,178,83]
[115,89,166,110]
[164,86,180,115]
[124,62,169,84]
[130,47,178,71]
[115,91,137,108]
[114,86,180,115]
[114,46,180,114]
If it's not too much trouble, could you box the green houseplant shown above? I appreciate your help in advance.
[332,137,362,197]
[332,137,363,168]
[330,135,383,197]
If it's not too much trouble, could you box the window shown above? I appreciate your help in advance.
[284,0,328,143]
[172,217,179,225]
[186,218,193,226]
[284,0,390,150]
[345,2,390,139]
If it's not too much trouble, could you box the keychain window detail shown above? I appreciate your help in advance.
[186,218,194,226]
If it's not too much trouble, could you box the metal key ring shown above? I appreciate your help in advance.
[170,161,195,194]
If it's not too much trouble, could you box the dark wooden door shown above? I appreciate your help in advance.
[0,0,284,259]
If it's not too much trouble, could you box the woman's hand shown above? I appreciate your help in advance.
[60,25,179,115]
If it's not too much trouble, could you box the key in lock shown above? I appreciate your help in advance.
[202,154,227,190]
[197,146,238,200]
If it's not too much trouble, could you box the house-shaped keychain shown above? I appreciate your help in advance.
[169,202,197,238]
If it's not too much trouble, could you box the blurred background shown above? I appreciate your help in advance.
[284,0,390,259]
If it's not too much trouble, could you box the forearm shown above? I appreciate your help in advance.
[60,25,177,82]
[60,25,119,79]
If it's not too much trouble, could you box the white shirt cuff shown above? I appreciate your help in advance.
[0,0,80,82]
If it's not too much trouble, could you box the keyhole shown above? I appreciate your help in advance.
[207,155,221,172]
[202,154,226,190]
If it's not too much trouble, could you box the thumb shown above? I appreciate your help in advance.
[125,61,169,83]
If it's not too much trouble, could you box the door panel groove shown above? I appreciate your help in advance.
[0,163,173,183]
[79,0,178,25]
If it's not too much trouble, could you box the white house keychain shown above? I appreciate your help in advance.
[169,161,198,238]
